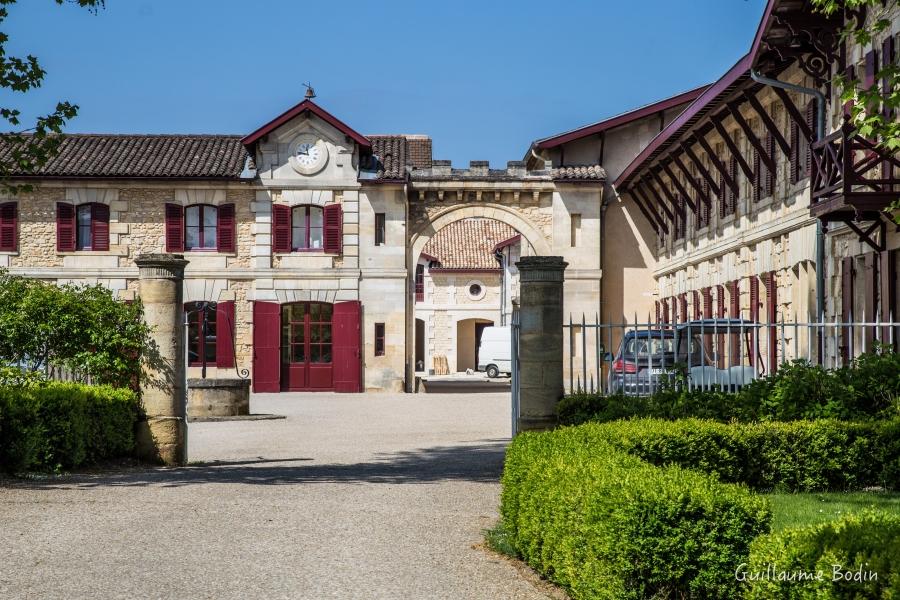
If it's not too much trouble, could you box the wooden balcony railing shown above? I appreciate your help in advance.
[810,123,900,217]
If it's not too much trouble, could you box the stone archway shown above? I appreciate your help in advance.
[405,203,550,390]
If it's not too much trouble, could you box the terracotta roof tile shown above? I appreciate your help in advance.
[551,164,607,181]
[0,134,249,179]
[422,218,518,269]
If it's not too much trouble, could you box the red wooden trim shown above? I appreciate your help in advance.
[90,203,110,251]
[241,99,371,149]
[712,118,756,182]
[671,153,710,209]
[694,133,738,195]
[492,234,522,252]
[637,178,675,221]
[534,84,709,149]
[272,204,291,253]
[614,53,753,188]
[765,271,777,372]
[0,201,17,252]
[216,203,236,253]
[252,301,281,393]
[165,203,184,252]
[661,162,697,212]
[771,86,814,144]
[727,102,777,174]
[323,203,342,254]
[680,141,720,198]
[56,202,75,252]
[743,91,790,157]
[215,301,236,368]
[332,300,362,393]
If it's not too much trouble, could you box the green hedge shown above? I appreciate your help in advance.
[0,382,140,473]
[581,418,900,492]
[501,427,771,599]
[743,511,900,599]
[561,350,900,426]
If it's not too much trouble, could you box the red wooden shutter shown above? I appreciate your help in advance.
[215,300,235,368]
[884,37,895,118]
[679,293,688,323]
[662,298,670,324]
[729,280,740,317]
[0,202,16,251]
[216,203,236,253]
[332,300,362,393]
[271,204,291,253]
[765,272,778,372]
[91,203,110,251]
[864,50,878,89]
[749,277,760,322]
[56,202,75,252]
[702,287,712,318]
[729,156,738,213]
[840,257,855,363]
[655,301,660,324]
[165,203,184,252]
[764,132,775,196]
[804,100,816,176]
[693,290,701,320]
[752,149,761,202]
[323,203,343,254]
[252,301,281,393]
[880,250,896,345]
[789,118,800,184]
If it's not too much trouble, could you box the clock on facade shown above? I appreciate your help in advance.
[289,137,328,175]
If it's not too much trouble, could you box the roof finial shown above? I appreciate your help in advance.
[303,82,316,100]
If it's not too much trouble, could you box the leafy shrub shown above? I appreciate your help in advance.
[0,270,153,389]
[0,382,140,473]
[744,510,900,599]
[0,363,48,387]
[562,350,900,425]
[583,418,900,492]
[501,427,771,599]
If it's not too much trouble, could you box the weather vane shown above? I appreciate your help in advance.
[303,82,316,100]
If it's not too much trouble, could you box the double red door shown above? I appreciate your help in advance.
[252,300,361,393]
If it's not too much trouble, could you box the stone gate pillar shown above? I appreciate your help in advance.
[516,256,567,432]
[135,253,189,465]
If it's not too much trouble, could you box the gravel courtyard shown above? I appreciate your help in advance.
[0,392,555,600]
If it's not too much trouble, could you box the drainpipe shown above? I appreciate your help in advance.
[750,69,827,321]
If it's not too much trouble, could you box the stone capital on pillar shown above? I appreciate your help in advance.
[515,256,568,432]
[135,253,189,466]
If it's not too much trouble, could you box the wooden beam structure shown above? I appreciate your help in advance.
[638,177,675,222]
[725,102,777,173]
[661,163,697,212]
[693,133,739,195]
[743,91,791,157]
[671,152,711,209]
[712,115,756,181]
[680,140,722,198]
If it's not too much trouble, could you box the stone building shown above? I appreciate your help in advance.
[613,0,900,367]
[0,96,612,393]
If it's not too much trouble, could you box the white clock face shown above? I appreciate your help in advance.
[296,142,321,167]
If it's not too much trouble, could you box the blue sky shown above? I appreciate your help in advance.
[6,0,766,166]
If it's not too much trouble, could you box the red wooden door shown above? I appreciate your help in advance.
[333,301,362,393]
[281,302,334,391]
[252,301,281,393]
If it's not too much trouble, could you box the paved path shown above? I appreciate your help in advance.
[0,392,555,600]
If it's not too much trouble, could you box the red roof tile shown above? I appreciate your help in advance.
[422,218,518,269]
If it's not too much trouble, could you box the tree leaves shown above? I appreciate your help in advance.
[0,0,104,195]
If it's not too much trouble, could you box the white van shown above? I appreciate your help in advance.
[477,326,511,378]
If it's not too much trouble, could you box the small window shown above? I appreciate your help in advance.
[375,213,386,246]
[570,214,581,247]
[76,204,93,250]
[374,323,385,356]
[186,302,217,366]
[466,280,486,301]
[185,204,218,251]
[292,206,324,250]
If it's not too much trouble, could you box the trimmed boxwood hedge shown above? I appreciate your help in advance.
[582,418,900,492]
[499,418,900,599]
[501,427,771,599]
[0,382,140,473]
[743,511,900,599]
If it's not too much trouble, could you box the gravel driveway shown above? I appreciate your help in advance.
[0,392,555,600]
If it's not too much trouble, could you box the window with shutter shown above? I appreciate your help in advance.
[764,132,775,197]
[185,204,218,251]
[186,301,217,366]
[272,204,292,253]
[56,202,76,252]
[789,117,800,184]
[291,205,323,250]
[165,203,184,252]
[323,203,342,254]
[752,149,762,203]
[216,203,236,253]
[91,203,110,251]
[864,50,878,89]
[0,202,16,252]
[804,100,815,176]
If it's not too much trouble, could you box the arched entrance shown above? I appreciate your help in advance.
[407,204,550,388]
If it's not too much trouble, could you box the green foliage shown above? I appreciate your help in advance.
[0,0,105,194]
[0,381,139,473]
[580,418,900,492]
[744,510,900,599]
[0,269,153,389]
[561,351,900,425]
[500,426,771,599]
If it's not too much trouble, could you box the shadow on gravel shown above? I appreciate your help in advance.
[10,440,509,489]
